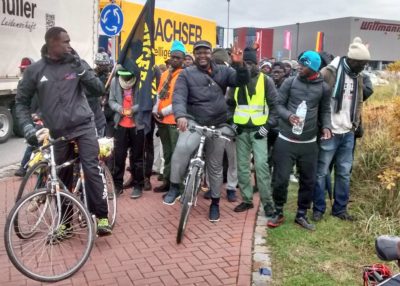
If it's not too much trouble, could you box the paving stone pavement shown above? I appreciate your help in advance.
[0,174,270,286]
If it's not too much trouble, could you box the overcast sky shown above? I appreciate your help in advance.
[128,0,400,28]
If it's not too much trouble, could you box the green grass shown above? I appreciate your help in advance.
[266,184,391,286]
[267,84,400,285]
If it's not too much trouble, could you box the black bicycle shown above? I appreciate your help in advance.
[176,125,231,244]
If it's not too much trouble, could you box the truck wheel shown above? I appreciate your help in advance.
[0,106,13,143]
[11,105,23,137]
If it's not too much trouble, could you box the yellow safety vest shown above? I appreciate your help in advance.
[233,74,268,126]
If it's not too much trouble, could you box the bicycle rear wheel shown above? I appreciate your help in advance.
[5,189,95,282]
[16,161,50,202]
[100,162,117,228]
[177,165,201,244]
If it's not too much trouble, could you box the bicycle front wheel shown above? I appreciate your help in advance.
[100,162,117,228]
[177,165,201,244]
[5,189,95,282]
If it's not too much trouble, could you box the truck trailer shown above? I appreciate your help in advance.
[0,0,98,143]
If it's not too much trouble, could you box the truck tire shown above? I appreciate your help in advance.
[0,106,13,143]
[11,105,23,137]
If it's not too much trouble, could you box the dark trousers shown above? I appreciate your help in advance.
[20,145,34,169]
[272,137,318,213]
[157,123,179,181]
[113,126,145,190]
[54,128,108,219]
[144,125,155,179]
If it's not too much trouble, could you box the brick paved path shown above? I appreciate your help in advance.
[0,175,260,286]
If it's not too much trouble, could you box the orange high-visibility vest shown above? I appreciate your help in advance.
[157,68,183,125]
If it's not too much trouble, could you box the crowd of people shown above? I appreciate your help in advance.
[14,26,373,233]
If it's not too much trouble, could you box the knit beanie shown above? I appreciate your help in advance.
[212,48,230,64]
[299,50,321,72]
[347,37,370,60]
[170,40,186,54]
[243,47,258,64]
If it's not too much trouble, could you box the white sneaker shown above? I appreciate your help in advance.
[28,195,45,212]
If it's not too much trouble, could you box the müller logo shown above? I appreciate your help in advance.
[360,21,400,33]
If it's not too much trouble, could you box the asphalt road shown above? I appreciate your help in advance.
[0,136,25,168]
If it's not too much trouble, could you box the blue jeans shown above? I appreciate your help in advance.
[313,132,354,215]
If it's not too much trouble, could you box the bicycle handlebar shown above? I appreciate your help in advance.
[39,136,66,151]
[189,125,231,141]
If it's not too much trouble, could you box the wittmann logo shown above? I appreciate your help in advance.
[360,21,400,33]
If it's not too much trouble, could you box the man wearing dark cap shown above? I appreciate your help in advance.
[313,37,371,222]
[163,40,249,223]
[227,47,278,217]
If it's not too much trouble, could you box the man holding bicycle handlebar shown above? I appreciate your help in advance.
[15,27,112,236]
[163,40,249,222]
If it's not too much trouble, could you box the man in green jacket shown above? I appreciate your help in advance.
[228,47,279,216]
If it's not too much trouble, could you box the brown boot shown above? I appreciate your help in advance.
[154,180,170,193]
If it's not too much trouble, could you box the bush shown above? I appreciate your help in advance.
[352,84,400,235]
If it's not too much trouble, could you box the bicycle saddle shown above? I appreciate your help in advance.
[376,235,400,261]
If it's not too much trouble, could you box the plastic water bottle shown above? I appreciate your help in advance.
[292,100,307,135]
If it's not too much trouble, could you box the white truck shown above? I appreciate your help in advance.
[0,0,99,143]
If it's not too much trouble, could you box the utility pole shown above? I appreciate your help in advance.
[227,0,230,47]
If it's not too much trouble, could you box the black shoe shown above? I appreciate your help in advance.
[14,167,26,177]
[234,202,254,212]
[144,178,152,191]
[130,187,142,199]
[123,176,134,189]
[332,212,355,221]
[154,181,170,193]
[209,204,220,222]
[312,211,324,222]
[226,189,237,202]
[163,186,181,205]
[203,190,211,200]
[263,203,275,217]
[295,216,316,231]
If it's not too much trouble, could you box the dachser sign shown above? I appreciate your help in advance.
[119,1,216,65]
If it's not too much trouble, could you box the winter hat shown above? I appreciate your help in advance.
[94,52,110,65]
[282,59,293,68]
[347,37,370,60]
[212,48,230,64]
[299,50,321,72]
[243,47,257,64]
[259,61,272,69]
[170,40,186,54]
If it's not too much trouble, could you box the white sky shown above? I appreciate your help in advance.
[127,0,400,28]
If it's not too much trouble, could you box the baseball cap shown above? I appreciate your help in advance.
[193,40,212,51]
[19,57,33,68]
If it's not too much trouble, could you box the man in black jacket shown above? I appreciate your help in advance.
[267,51,332,231]
[15,27,111,235]
[163,40,249,222]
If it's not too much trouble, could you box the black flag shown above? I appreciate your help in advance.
[118,0,155,134]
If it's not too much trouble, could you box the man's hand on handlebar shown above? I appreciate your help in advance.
[177,117,188,132]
